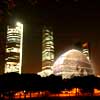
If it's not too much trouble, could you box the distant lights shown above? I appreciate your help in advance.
[24,90,26,93]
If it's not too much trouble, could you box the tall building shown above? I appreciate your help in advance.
[5,22,23,74]
[42,26,55,70]
[75,41,90,60]
[82,42,90,60]
[0,0,15,74]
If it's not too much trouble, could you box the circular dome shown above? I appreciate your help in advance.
[52,49,94,79]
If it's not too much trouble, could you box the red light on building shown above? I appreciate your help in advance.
[82,42,88,48]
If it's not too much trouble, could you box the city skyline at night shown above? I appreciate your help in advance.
[1,1,100,99]
[0,0,100,75]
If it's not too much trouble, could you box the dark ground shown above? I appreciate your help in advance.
[4,96,100,100]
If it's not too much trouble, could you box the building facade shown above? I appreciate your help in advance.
[0,0,15,74]
[42,26,54,70]
[52,49,94,79]
[5,22,23,74]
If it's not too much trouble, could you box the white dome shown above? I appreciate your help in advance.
[52,49,94,79]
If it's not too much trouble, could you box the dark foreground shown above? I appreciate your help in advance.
[1,96,100,100]
[19,96,100,100]
[23,96,100,100]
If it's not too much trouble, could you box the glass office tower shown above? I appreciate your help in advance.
[5,22,23,74]
[42,26,54,70]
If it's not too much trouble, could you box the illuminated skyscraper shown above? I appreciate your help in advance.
[82,42,90,60]
[75,41,90,60]
[42,26,54,70]
[0,0,15,74]
[5,22,23,74]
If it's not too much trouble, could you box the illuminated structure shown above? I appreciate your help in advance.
[42,26,54,70]
[0,0,15,74]
[38,26,54,77]
[52,49,94,79]
[82,42,90,60]
[5,22,23,74]
[75,42,90,60]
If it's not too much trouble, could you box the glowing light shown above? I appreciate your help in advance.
[16,22,22,26]
[94,88,100,96]
[13,88,100,99]
[82,42,88,48]
[24,90,26,93]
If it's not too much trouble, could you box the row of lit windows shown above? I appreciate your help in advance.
[43,34,53,39]
[42,52,54,59]
[7,37,20,41]
[8,26,22,34]
[43,32,50,36]
[82,49,89,60]
[43,45,54,49]
[6,56,19,60]
[42,46,54,50]
[42,52,54,61]
[5,62,20,73]
[8,29,20,34]
[42,41,54,46]
[42,36,53,43]
[7,38,20,43]
[83,49,89,55]
[42,51,54,55]
[44,41,53,45]
[43,30,53,34]
[7,36,20,40]
[6,61,20,66]
[6,47,20,53]
[43,41,54,46]
[7,34,21,38]
[7,38,20,42]
[42,56,54,62]
[6,44,20,48]
[42,49,54,54]
[7,33,20,37]
[7,32,20,35]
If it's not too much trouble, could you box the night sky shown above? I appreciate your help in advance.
[11,0,100,75]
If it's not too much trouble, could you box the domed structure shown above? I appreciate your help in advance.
[52,49,94,79]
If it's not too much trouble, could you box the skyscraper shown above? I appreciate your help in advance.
[75,41,90,60]
[42,26,55,70]
[82,42,90,60]
[5,22,23,74]
[0,0,15,74]
[37,26,54,77]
